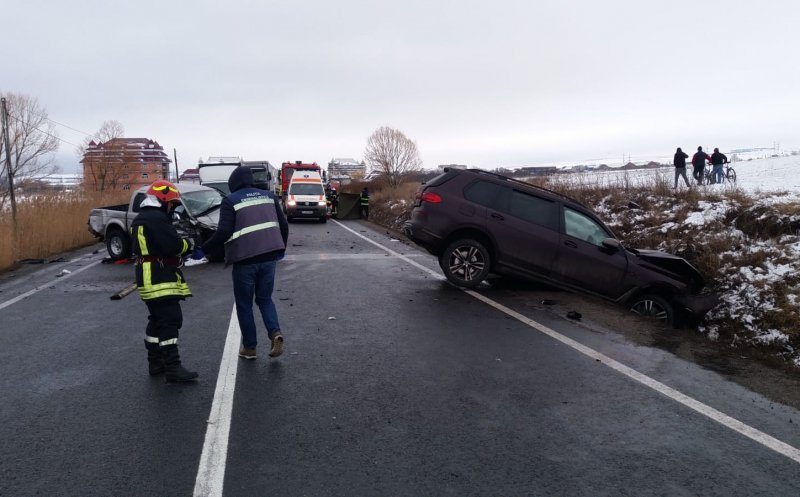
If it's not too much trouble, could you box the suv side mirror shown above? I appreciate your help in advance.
[601,237,622,250]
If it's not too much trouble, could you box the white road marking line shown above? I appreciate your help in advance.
[333,219,800,465]
[194,306,241,497]
[0,259,103,311]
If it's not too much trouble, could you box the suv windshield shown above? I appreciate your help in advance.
[289,183,324,195]
[182,190,223,216]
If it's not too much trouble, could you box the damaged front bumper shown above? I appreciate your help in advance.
[677,292,721,319]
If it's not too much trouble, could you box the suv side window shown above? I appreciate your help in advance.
[494,188,559,230]
[463,180,503,207]
[564,207,609,246]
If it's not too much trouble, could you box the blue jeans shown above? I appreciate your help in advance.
[712,164,725,184]
[232,261,280,349]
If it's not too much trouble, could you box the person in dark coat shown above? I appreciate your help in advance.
[691,146,711,185]
[673,147,690,189]
[193,166,289,359]
[360,187,370,219]
[710,148,729,184]
[131,180,198,382]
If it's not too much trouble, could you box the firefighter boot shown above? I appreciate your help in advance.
[145,340,165,376]
[162,346,199,383]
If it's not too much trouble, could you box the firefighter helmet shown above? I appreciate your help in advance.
[147,180,181,204]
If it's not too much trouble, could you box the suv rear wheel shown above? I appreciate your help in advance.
[629,294,675,326]
[439,239,491,288]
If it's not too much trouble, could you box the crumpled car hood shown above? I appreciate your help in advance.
[628,248,705,291]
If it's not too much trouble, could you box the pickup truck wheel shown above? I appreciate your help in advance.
[439,239,491,288]
[629,294,675,326]
[106,228,132,260]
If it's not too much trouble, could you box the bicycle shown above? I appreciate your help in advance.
[704,162,737,184]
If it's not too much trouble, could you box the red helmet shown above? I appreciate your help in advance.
[147,180,180,204]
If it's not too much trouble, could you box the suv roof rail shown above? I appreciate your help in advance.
[447,168,587,208]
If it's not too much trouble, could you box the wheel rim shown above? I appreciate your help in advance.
[448,245,485,281]
[630,299,668,321]
[109,237,122,256]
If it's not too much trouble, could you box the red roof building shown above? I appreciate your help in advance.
[80,138,172,192]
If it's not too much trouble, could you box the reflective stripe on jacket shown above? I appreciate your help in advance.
[360,193,370,206]
[130,206,193,301]
[224,189,286,264]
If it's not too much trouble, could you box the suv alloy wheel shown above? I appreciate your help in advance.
[629,294,675,325]
[439,239,491,288]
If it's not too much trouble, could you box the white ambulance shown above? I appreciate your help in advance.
[284,171,327,222]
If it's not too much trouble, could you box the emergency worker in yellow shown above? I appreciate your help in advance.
[130,180,198,382]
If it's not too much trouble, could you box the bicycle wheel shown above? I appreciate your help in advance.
[726,167,737,183]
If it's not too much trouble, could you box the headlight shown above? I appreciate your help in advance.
[287,200,297,206]
[317,201,326,206]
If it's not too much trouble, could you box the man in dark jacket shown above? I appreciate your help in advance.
[673,147,690,189]
[193,166,289,359]
[131,180,198,382]
[691,146,711,185]
[710,148,729,184]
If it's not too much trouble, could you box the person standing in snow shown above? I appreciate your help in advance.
[710,148,728,184]
[673,147,690,189]
[691,146,711,185]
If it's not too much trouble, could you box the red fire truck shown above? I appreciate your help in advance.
[277,161,322,200]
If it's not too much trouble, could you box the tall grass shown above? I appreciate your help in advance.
[0,191,129,271]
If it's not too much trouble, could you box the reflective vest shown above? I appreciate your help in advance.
[224,188,286,264]
[360,192,370,206]
[130,207,193,301]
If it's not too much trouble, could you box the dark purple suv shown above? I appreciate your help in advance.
[402,168,718,325]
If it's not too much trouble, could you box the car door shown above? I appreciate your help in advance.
[487,187,561,276]
[550,206,629,298]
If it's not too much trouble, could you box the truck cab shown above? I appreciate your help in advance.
[198,157,273,196]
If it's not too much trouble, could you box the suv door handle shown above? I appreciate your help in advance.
[490,213,505,221]
[564,240,578,248]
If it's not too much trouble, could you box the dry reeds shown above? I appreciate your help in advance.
[0,190,129,271]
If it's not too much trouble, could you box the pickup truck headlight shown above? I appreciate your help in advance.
[287,200,297,206]
[317,201,326,206]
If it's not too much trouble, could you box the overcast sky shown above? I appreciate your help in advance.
[4,0,799,173]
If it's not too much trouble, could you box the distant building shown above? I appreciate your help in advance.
[81,138,171,192]
[328,158,366,181]
[179,168,201,183]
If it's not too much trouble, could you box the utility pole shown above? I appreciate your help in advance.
[173,148,179,182]
[1,97,17,226]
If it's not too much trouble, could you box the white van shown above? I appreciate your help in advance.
[285,171,327,222]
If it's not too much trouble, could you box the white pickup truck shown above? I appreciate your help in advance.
[87,183,223,260]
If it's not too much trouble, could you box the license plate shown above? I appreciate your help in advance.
[301,210,313,214]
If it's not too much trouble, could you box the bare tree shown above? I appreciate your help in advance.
[0,92,59,211]
[364,126,423,188]
[77,120,125,192]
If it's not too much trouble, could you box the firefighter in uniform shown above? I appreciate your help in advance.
[131,180,198,382]
[326,187,338,217]
[360,187,370,219]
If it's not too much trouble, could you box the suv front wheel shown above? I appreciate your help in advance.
[439,239,491,288]
[629,294,675,326]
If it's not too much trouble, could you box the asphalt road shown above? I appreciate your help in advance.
[1,219,800,496]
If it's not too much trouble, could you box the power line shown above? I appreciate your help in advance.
[5,112,81,148]
[43,117,91,137]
